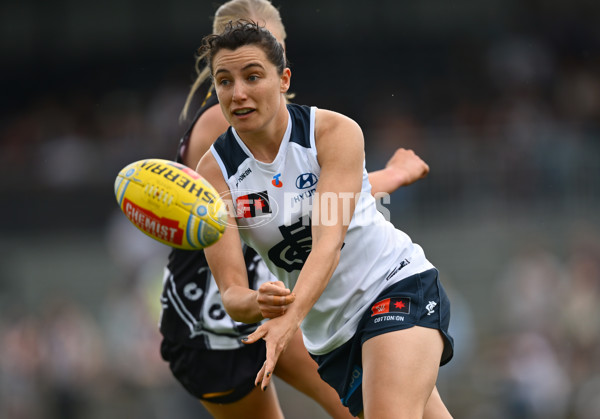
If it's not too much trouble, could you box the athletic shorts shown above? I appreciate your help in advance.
[160,337,266,403]
[310,268,454,417]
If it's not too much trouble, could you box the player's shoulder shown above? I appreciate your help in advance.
[191,105,229,146]
[314,108,363,149]
[315,108,359,130]
[184,103,230,168]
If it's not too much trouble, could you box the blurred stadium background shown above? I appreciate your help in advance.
[1,0,600,418]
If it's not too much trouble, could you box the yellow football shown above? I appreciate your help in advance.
[114,158,227,249]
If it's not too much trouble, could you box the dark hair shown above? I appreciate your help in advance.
[199,19,287,77]
[180,0,287,120]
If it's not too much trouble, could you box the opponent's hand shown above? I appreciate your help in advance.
[242,315,299,391]
[385,147,429,186]
[256,281,296,319]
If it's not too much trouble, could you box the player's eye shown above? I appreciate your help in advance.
[248,75,259,82]
[216,78,230,86]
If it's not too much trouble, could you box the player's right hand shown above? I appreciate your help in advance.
[256,281,296,319]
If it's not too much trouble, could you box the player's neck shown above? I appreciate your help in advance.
[238,105,288,163]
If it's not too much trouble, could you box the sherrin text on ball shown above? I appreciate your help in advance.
[114,158,227,249]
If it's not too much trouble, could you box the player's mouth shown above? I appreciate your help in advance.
[232,108,255,118]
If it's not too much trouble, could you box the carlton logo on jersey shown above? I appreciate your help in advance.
[268,215,313,272]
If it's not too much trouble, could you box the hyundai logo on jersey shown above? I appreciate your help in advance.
[296,173,318,189]
[272,173,283,188]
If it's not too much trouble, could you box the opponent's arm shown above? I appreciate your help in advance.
[367,148,429,195]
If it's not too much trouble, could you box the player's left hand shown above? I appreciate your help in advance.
[242,314,300,391]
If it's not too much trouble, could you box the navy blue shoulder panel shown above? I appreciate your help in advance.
[212,128,249,179]
[287,104,312,148]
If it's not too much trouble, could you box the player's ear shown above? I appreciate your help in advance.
[280,68,291,93]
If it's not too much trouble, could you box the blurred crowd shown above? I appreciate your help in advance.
[1,5,600,419]
[1,22,599,203]
[480,232,600,419]
[0,215,180,419]
[0,78,187,191]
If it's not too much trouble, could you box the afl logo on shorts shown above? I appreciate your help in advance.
[296,173,318,189]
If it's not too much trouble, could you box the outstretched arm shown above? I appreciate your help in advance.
[367,148,429,195]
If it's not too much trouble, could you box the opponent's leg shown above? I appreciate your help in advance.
[361,326,446,419]
[200,383,284,419]
[274,329,354,419]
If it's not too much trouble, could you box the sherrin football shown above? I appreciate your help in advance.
[114,158,227,250]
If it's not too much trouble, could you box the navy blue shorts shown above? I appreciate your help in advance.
[160,337,266,403]
[310,269,454,417]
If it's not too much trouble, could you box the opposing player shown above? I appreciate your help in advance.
[196,20,454,418]
[159,1,431,418]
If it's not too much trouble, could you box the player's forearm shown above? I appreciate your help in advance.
[287,239,341,325]
[221,286,263,324]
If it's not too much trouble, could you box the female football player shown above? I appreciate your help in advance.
[195,20,454,418]
[160,2,431,418]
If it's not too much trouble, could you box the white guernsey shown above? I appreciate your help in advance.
[211,104,434,355]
